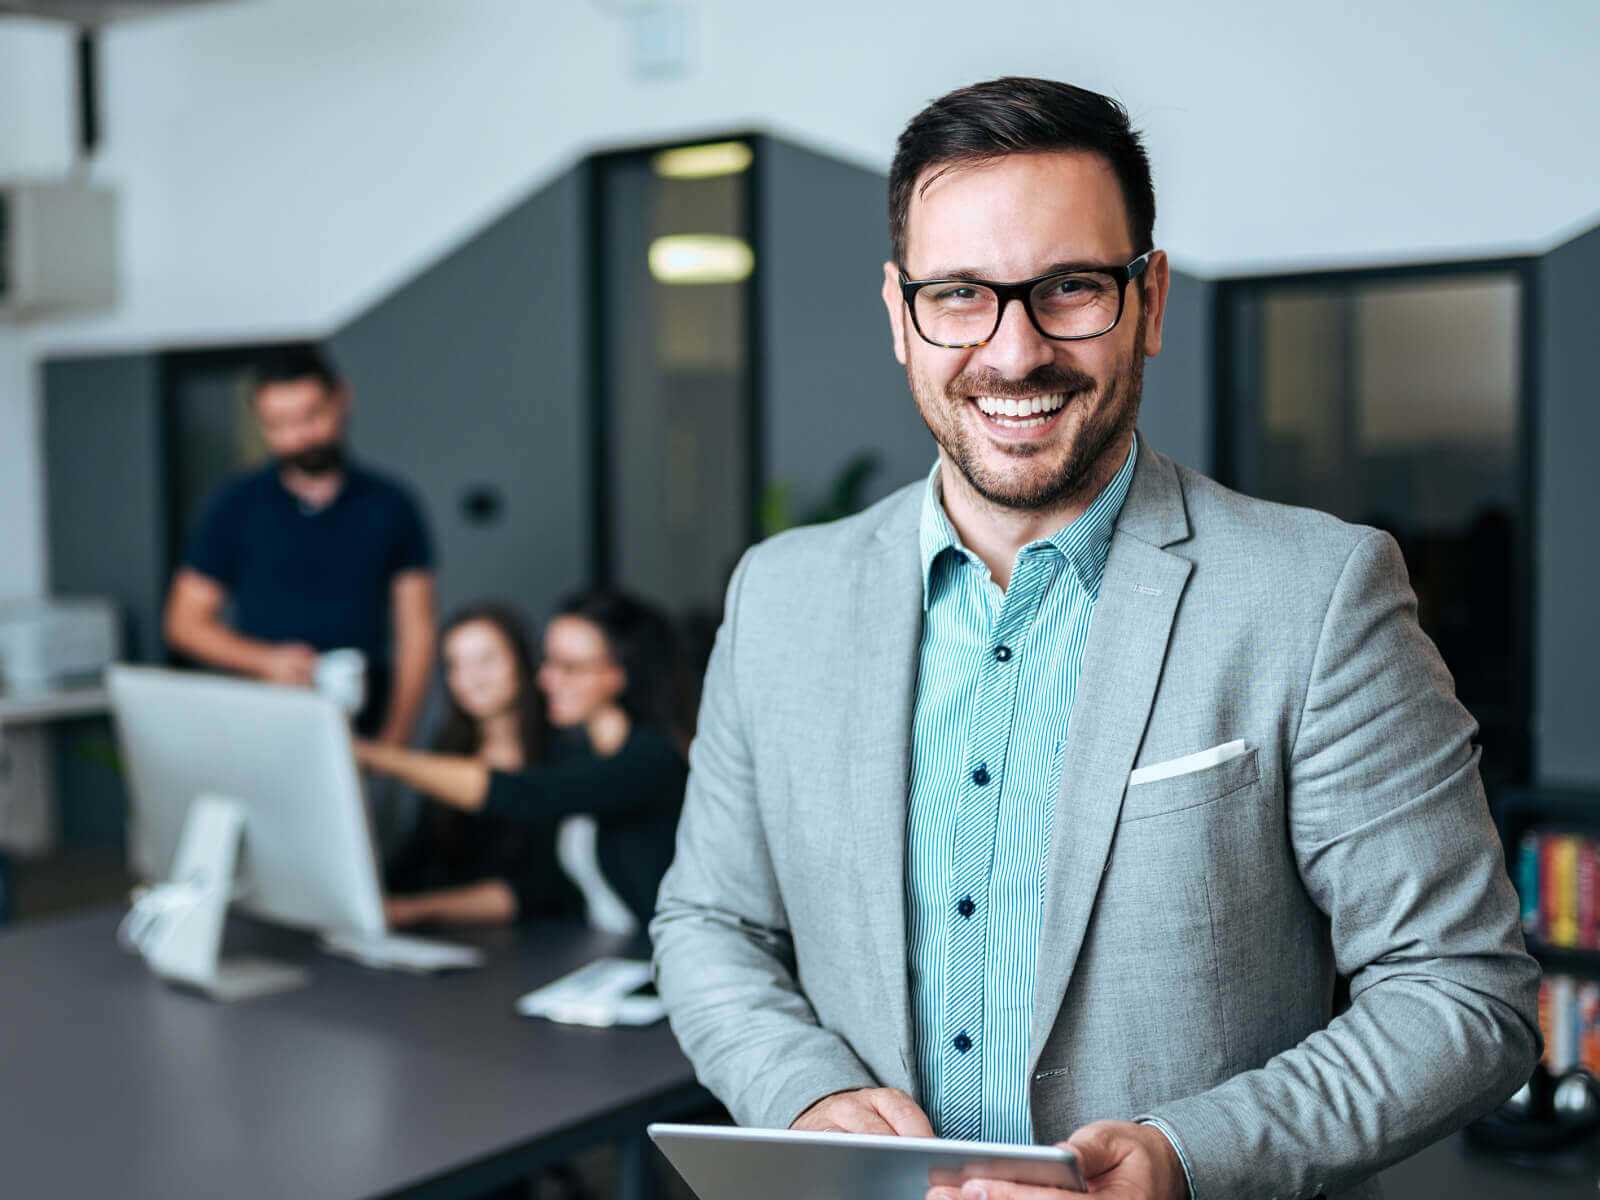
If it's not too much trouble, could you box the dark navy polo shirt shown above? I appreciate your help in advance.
[182,463,433,729]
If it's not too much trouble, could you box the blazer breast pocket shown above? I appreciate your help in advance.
[1119,745,1261,823]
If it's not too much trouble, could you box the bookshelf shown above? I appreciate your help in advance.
[1492,786,1600,1077]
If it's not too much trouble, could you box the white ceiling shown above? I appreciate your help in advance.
[4,0,1597,350]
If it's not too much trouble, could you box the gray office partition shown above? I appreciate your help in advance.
[1535,221,1600,786]
[329,167,591,632]
[42,352,166,846]
[759,137,934,511]
[43,352,167,661]
[1140,267,1213,474]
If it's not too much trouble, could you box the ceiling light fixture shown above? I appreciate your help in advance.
[648,235,755,284]
[651,141,753,180]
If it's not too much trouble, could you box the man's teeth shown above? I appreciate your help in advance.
[973,392,1068,426]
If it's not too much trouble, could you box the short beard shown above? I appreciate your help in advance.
[284,442,345,477]
[908,312,1144,513]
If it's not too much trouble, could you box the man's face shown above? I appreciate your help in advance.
[254,378,348,475]
[882,151,1168,512]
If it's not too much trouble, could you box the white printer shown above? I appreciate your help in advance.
[0,598,120,688]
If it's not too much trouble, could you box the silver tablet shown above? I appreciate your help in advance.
[648,1122,1085,1199]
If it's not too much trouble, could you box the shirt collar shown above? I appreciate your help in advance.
[918,432,1140,610]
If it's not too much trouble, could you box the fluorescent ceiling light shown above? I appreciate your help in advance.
[649,235,755,285]
[652,141,753,179]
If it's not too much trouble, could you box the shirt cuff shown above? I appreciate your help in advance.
[1137,1115,1198,1200]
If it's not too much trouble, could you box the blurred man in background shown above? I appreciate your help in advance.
[163,342,436,750]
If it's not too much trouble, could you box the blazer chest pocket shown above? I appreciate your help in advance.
[1120,746,1260,823]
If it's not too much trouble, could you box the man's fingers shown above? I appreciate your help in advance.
[935,1179,1087,1200]
[1064,1122,1128,1182]
[872,1088,936,1137]
[831,1094,897,1135]
[847,1109,898,1135]
[793,1086,933,1138]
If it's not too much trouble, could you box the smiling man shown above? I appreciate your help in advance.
[652,78,1538,1200]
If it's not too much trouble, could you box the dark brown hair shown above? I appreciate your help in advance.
[555,588,695,754]
[251,341,342,396]
[433,603,547,763]
[888,77,1156,269]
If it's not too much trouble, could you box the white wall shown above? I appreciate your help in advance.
[3,0,1598,599]
[0,17,71,599]
[0,328,45,599]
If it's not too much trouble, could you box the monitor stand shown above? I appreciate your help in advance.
[128,794,311,1002]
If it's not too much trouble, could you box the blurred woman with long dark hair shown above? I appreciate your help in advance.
[361,589,691,932]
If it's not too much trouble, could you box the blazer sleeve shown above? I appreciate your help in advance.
[650,546,879,1129]
[1140,529,1541,1199]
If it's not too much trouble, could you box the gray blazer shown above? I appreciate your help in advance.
[652,440,1540,1200]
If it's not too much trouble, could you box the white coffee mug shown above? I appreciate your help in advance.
[314,648,367,716]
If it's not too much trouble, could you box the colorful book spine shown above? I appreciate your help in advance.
[1519,832,1540,937]
[1542,835,1558,944]
[1554,835,1581,948]
[1539,973,1600,1075]
[1581,982,1600,1075]
[1582,840,1598,950]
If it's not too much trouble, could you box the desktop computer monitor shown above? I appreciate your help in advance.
[109,663,387,937]
[108,666,482,991]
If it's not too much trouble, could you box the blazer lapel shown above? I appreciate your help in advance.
[847,496,924,1093]
[1029,445,1193,1068]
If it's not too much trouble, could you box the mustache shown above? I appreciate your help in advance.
[283,443,345,476]
[946,363,1097,400]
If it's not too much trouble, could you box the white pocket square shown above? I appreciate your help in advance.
[1129,739,1248,786]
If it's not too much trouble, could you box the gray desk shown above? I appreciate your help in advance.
[5,907,1583,1199]
[1380,1130,1600,1199]
[0,908,708,1199]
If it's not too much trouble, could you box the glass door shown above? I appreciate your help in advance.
[1218,263,1535,788]
[590,138,760,629]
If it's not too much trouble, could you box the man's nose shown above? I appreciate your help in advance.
[976,296,1057,378]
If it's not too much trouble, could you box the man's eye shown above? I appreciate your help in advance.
[931,286,984,303]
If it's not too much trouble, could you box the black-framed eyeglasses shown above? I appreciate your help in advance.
[898,251,1152,349]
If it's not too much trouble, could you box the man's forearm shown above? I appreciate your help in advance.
[381,571,436,745]
[651,901,880,1128]
[167,614,275,678]
[1141,973,1537,1200]
[378,642,431,745]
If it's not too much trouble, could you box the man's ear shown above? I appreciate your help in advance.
[1139,250,1171,359]
[882,262,909,366]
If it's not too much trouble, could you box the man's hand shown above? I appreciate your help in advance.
[258,642,318,686]
[792,1087,935,1137]
[925,1119,1187,1200]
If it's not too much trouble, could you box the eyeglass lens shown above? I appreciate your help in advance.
[913,271,1122,345]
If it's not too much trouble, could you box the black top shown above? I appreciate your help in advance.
[182,463,433,732]
[387,725,687,927]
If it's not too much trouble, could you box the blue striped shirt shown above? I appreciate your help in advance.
[906,435,1138,1143]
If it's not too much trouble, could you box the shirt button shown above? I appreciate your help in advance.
[957,896,975,918]
[953,1033,972,1052]
[972,766,990,786]
[993,645,1012,662]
